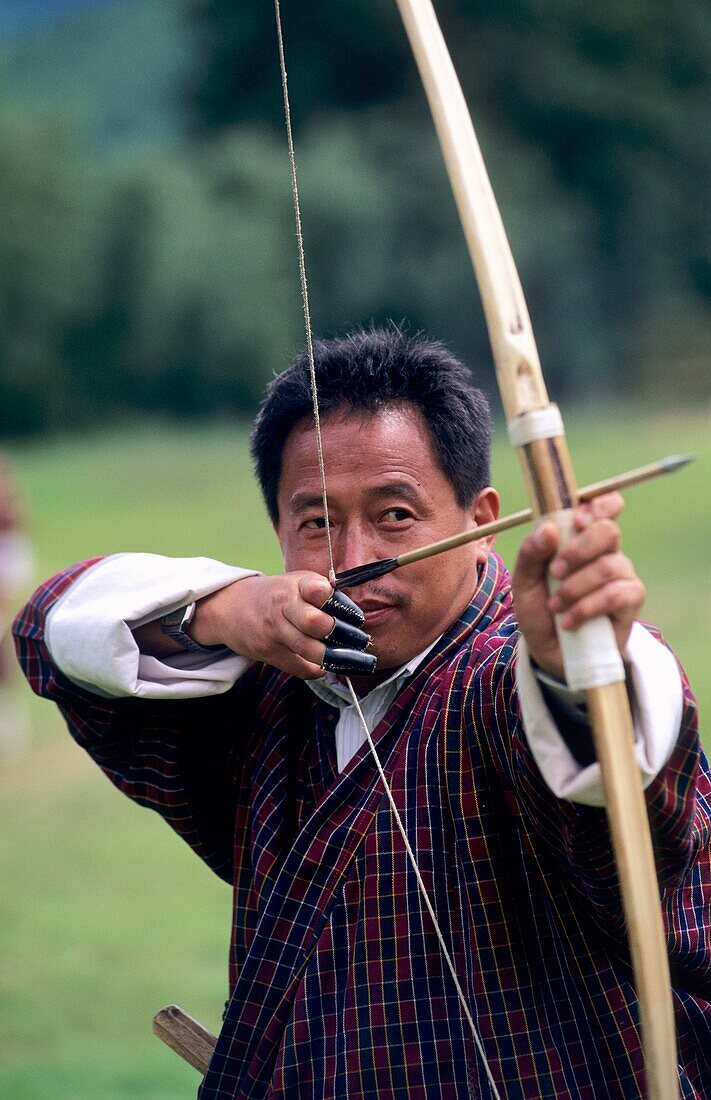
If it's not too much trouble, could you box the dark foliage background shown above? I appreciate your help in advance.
[0,0,708,436]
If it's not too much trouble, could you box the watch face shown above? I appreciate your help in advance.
[160,602,206,653]
[162,603,195,635]
[162,607,187,630]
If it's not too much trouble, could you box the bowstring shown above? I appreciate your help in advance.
[273,3,502,1094]
[274,0,336,587]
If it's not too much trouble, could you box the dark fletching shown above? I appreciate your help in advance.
[334,557,399,590]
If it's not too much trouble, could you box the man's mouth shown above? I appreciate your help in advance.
[349,588,406,625]
[357,599,395,623]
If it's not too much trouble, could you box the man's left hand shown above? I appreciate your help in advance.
[512,492,646,681]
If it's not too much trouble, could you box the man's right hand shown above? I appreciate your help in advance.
[190,573,375,679]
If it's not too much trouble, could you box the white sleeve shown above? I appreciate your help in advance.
[517,622,683,807]
[45,553,261,700]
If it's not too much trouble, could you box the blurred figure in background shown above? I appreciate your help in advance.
[0,453,35,756]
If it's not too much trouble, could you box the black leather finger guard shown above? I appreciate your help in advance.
[321,591,365,628]
[324,618,371,650]
[322,647,377,675]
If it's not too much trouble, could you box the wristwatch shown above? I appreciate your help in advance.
[160,601,219,655]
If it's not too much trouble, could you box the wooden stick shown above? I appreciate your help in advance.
[334,454,692,589]
[152,1005,217,1075]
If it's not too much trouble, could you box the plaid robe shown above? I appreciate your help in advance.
[14,553,711,1098]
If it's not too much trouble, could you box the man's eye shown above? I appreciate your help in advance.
[381,508,414,523]
[302,517,330,531]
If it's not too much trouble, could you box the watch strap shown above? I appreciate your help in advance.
[160,602,222,655]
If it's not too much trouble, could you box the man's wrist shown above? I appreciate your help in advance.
[189,576,261,651]
[529,654,566,687]
[530,657,587,708]
[160,602,224,655]
[188,591,227,649]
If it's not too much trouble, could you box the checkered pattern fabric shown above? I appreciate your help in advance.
[14,554,710,1098]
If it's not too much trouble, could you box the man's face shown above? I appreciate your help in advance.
[275,404,499,674]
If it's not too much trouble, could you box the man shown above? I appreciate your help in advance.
[14,329,709,1097]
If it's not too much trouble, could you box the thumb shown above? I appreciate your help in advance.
[298,572,335,608]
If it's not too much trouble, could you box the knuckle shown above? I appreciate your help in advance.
[304,607,331,638]
[599,555,620,582]
[607,579,638,613]
[600,518,621,545]
[299,571,332,605]
[272,580,292,607]
[617,553,635,578]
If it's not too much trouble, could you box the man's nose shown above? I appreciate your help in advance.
[332,523,375,574]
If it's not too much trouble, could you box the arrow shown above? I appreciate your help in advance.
[335,454,692,589]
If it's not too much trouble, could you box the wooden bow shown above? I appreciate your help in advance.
[392,2,679,1097]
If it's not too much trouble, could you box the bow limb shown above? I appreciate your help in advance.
[393,2,679,1097]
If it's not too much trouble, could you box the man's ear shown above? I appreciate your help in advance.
[468,487,500,554]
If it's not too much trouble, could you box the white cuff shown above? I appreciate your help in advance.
[517,623,683,806]
[46,553,260,699]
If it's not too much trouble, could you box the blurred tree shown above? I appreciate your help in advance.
[187,0,710,397]
[444,0,711,388]
[116,132,305,412]
[0,109,97,435]
[0,0,707,439]
[188,0,407,132]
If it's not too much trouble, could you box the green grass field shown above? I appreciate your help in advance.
[0,409,708,1097]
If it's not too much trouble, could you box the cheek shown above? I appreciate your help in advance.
[279,534,327,575]
[403,565,451,619]
[276,529,300,571]
[416,550,478,595]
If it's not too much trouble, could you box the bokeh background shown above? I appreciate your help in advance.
[0,0,708,1095]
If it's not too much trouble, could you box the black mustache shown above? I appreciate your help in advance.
[345,584,410,611]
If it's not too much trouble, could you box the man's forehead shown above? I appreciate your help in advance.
[277,403,445,504]
[285,401,428,446]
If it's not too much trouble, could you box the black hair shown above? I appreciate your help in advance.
[250,325,492,524]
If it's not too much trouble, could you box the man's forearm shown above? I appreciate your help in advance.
[132,616,185,658]
[40,553,256,699]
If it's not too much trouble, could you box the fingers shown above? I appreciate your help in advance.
[575,491,625,525]
[298,572,337,610]
[323,617,370,648]
[545,495,644,645]
[277,617,330,668]
[511,491,643,677]
[515,493,626,587]
[514,521,556,578]
[549,551,632,609]
[319,590,376,675]
[549,552,644,628]
[552,503,625,585]
[208,572,377,680]
[280,575,376,677]
[284,581,371,650]
[552,577,646,634]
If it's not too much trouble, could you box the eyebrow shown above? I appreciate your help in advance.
[288,492,328,515]
[288,479,427,515]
